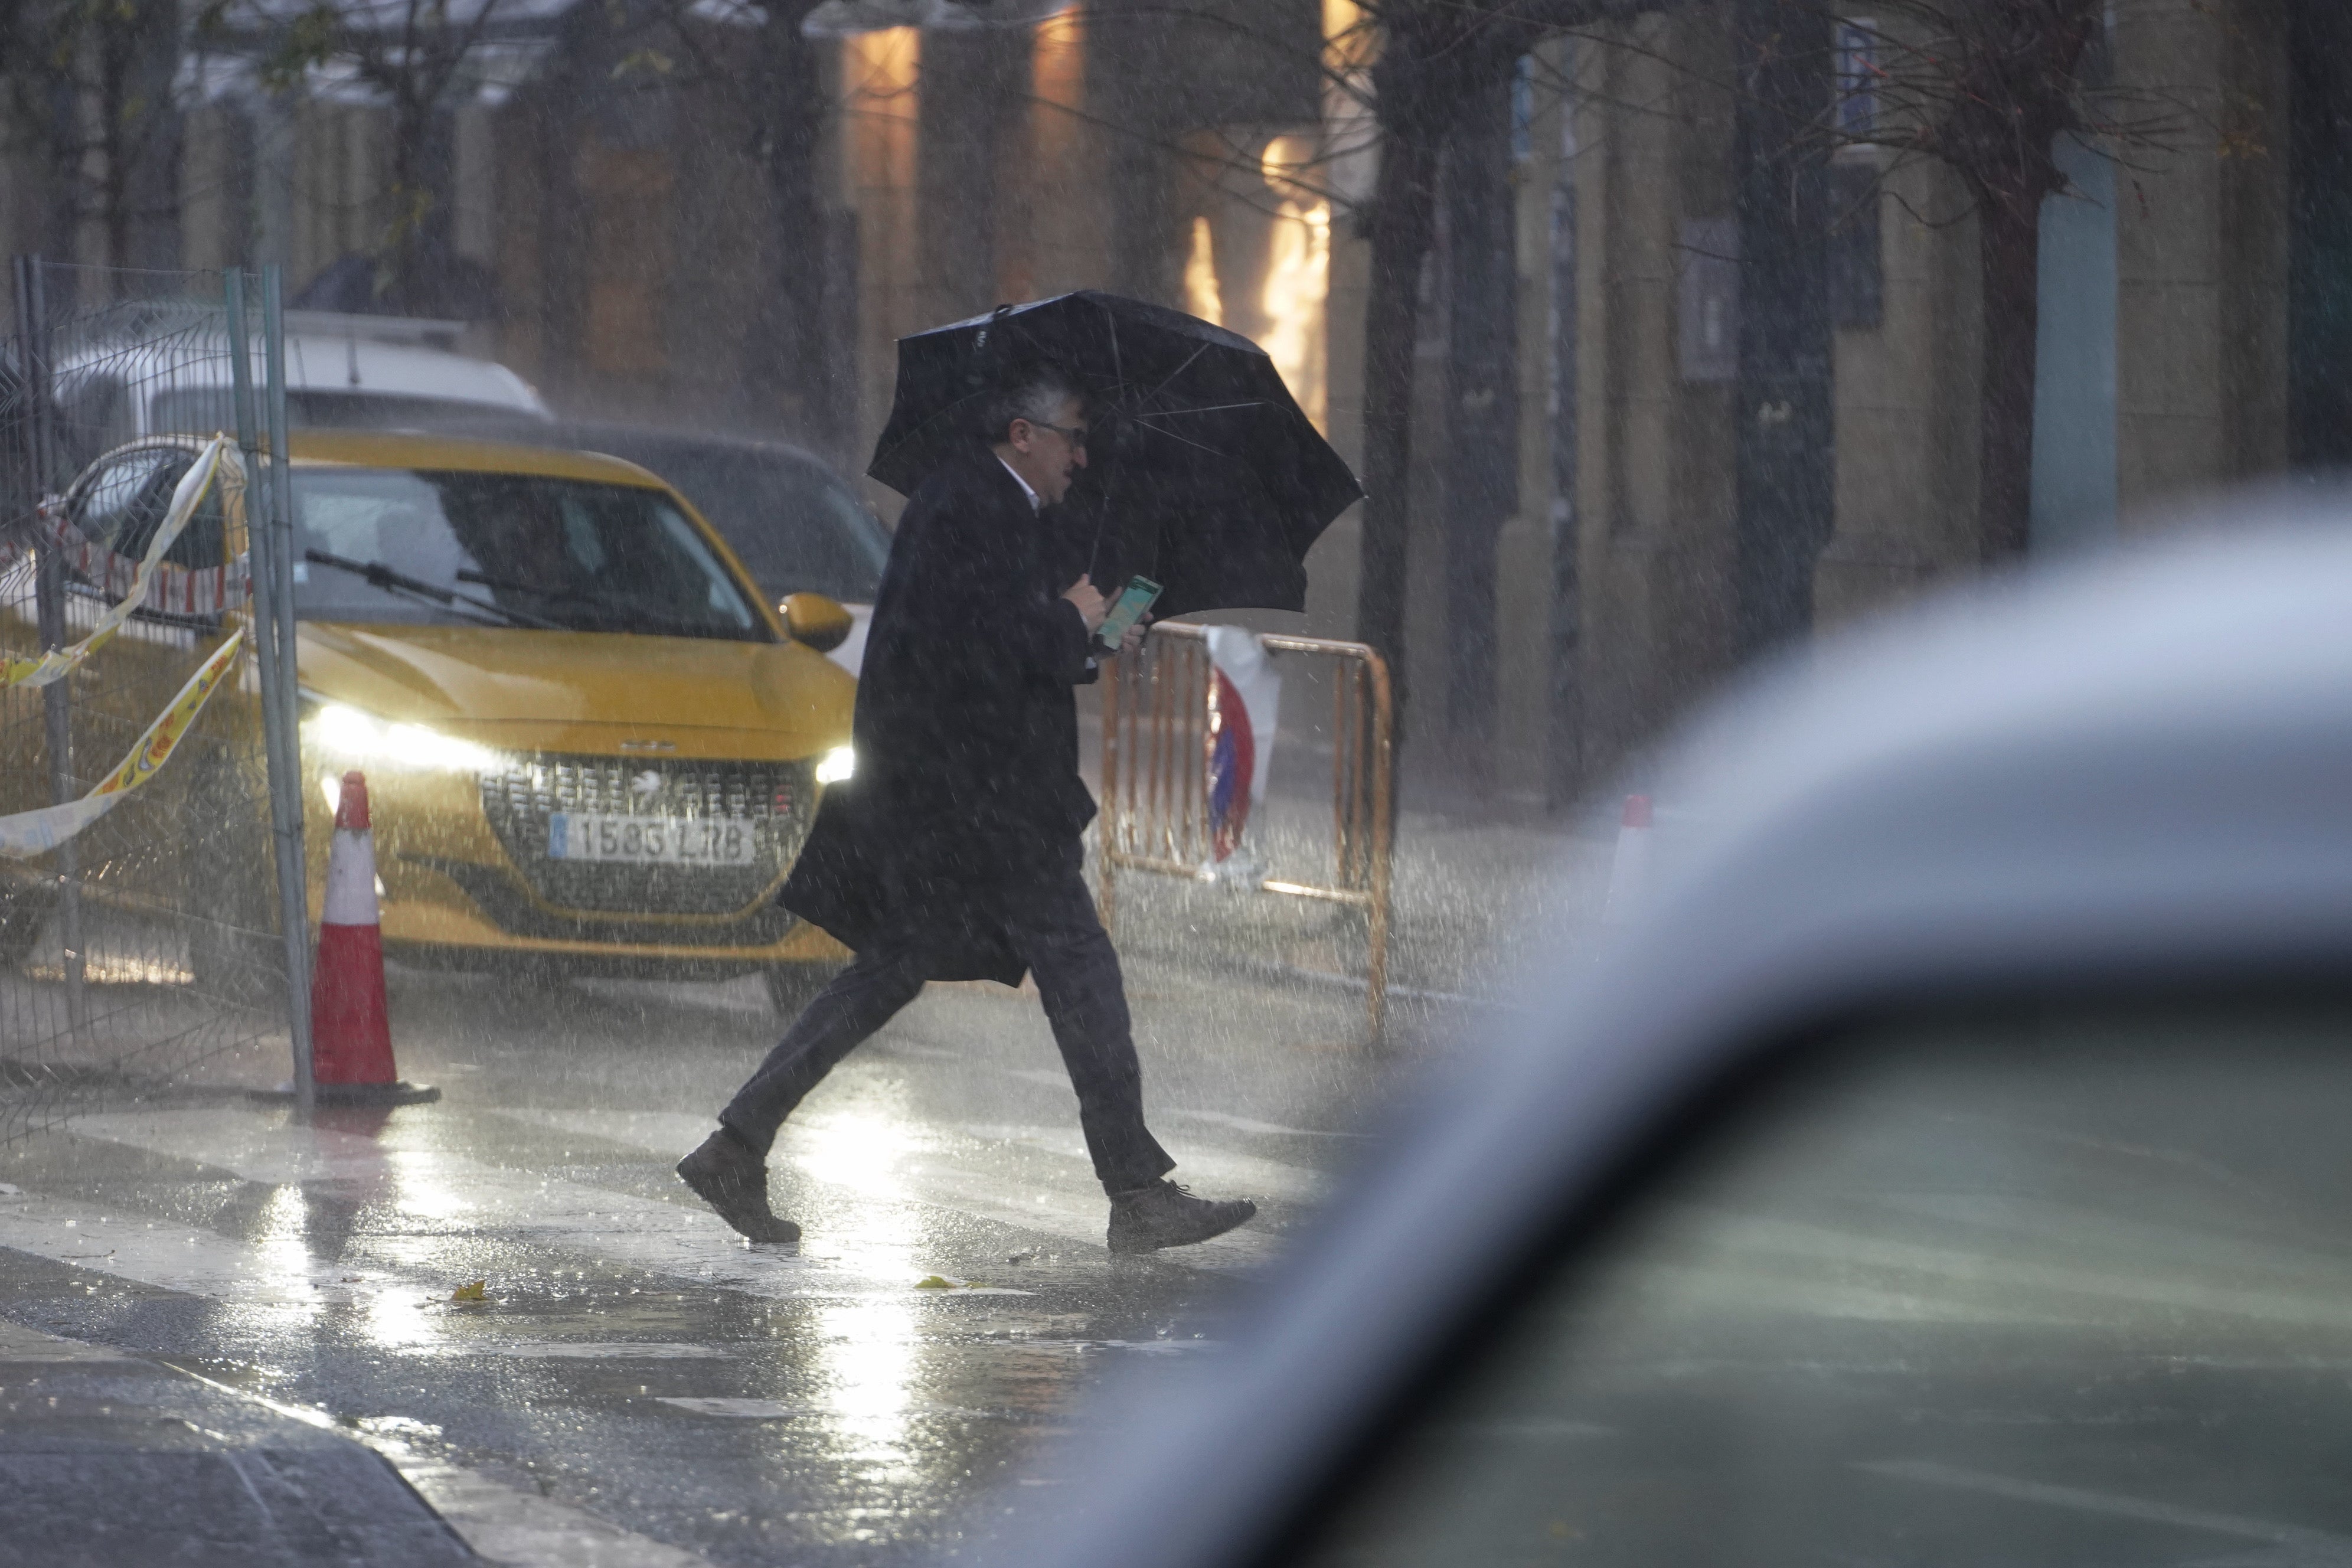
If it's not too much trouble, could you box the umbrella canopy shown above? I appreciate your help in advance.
[866,291,1363,619]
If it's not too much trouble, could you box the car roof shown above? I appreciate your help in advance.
[53,324,548,415]
[280,334,547,411]
[425,413,848,476]
[281,429,671,488]
[1008,499,2352,1568]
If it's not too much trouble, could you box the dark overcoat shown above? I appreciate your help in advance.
[779,446,1097,984]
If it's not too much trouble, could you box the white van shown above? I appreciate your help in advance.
[49,308,550,472]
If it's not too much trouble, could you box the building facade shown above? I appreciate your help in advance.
[0,0,2318,807]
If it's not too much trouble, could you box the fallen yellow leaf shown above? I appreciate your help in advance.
[450,1280,488,1302]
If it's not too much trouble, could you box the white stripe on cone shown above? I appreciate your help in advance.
[1600,793,1652,927]
[322,825,380,926]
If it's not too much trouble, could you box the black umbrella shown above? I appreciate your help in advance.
[866,290,1363,619]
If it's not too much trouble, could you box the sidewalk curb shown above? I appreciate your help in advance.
[0,1318,713,1567]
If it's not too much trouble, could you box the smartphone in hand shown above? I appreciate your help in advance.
[1096,574,1162,651]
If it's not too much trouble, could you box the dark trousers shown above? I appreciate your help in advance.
[720,863,1175,1195]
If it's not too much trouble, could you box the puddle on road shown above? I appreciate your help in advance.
[464,1341,737,1360]
[654,1395,1008,1421]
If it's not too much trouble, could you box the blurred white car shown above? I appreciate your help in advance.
[49,308,549,472]
[991,504,2352,1568]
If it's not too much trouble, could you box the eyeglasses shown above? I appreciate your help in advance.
[1028,419,1089,449]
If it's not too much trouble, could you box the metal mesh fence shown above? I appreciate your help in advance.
[0,262,294,1142]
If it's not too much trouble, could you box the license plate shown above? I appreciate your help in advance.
[547,814,758,867]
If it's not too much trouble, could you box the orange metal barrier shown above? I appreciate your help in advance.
[1097,623,1394,1036]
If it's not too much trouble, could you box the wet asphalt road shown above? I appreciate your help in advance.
[0,949,1406,1566]
[19,928,2352,1566]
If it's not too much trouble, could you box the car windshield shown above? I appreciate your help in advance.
[586,440,888,603]
[290,466,767,641]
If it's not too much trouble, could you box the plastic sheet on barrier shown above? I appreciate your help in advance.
[1204,626,1280,871]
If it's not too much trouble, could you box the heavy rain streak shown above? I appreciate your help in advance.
[0,1,2346,1566]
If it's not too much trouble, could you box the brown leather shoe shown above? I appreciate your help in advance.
[677,1129,801,1244]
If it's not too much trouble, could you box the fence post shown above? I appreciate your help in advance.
[1363,651,1394,1041]
[230,268,313,1113]
[1098,651,1120,931]
[14,256,84,1036]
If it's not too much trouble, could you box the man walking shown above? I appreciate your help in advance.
[678,361,1257,1254]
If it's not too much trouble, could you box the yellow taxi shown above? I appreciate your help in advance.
[43,430,857,1004]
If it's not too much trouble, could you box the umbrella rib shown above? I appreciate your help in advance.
[1146,342,1214,398]
[1129,401,1275,417]
[1092,302,1123,585]
[1125,417,1231,457]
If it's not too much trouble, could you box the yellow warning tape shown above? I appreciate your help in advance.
[1,436,239,691]
[0,626,246,861]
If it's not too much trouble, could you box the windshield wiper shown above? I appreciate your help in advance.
[455,566,743,641]
[304,549,562,632]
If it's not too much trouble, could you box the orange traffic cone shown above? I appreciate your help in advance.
[1600,793,1652,927]
[309,771,437,1107]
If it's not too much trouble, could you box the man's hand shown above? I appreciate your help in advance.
[1117,619,1147,658]
[1063,575,1109,633]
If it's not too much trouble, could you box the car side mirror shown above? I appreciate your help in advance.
[781,592,852,654]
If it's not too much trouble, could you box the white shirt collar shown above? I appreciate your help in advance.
[996,455,1043,513]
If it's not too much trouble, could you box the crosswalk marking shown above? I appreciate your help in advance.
[469,1342,735,1360]
[0,1314,718,1567]
[56,1109,895,1302]
[953,1120,1331,1206]
[494,1105,1285,1272]
[0,1317,135,1362]
[158,1357,719,1568]
[0,1096,1284,1563]
[1858,1461,2352,1557]
[654,1396,999,1420]
[1616,1203,2352,1332]
[0,1183,361,1304]
[1871,1188,2352,1293]
[882,1040,1364,1142]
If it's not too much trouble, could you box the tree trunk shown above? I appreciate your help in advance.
[1440,66,1519,766]
[1730,0,1834,657]
[2287,2,2352,467]
[533,58,588,390]
[1356,122,1438,742]
[758,4,845,460]
[97,18,133,279]
[1546,41,1582,809]
[123,0,182,273]
[1935,0,2101,562]
[369,58,462,314]
[1977,191,2040,561]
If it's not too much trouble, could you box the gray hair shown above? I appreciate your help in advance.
[976,362,1082,446]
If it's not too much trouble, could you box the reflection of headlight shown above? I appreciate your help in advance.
[815,746,855,784]
[308,701,500,773]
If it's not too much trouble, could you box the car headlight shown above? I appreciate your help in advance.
[307,700,500,774]
[815,745,855,784]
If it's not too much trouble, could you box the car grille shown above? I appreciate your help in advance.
[478,753,817,917]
